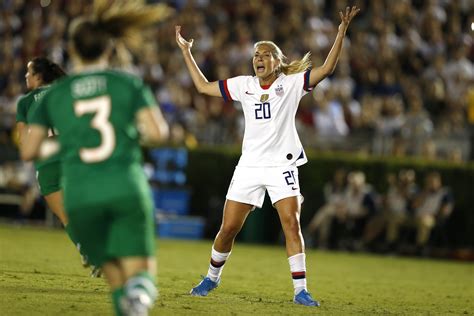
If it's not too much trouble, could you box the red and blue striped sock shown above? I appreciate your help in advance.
[289,253,307,295]
[206,247,231,282]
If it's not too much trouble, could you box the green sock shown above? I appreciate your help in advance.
[112,287,125,316]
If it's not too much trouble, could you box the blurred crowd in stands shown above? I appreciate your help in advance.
[1,0,473,161]
[304,168,454,256]
[0,0,472,248]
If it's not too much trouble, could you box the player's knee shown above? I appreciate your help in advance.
[283,218,301,237]
[219,224,241,239]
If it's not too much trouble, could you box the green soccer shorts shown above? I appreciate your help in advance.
[36,161,61,196]
[66,191,156,267]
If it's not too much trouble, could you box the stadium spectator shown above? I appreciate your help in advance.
[363,169,419,252]
[372,95,405,156]
[331,171,378,250]
[334,66,362,132]
[384,169,419,250]
[312,83,350,141]
[0,161,37,218]
[412,172,454,254]
[401,89,434,156]
[0,129,18,162]
[176,5,360,307]
[305,168,347,248]
[19,1,171,315]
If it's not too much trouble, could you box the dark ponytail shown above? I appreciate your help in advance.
[31,57,66,84]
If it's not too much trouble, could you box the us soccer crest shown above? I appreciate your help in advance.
[260,94,269,102]
[275,84,284,97]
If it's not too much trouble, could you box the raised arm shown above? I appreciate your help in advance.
[175,25,221,97]
[309,6,360,87]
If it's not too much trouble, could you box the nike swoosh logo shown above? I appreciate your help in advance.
[245,91,254,95]
[292,187,298,190]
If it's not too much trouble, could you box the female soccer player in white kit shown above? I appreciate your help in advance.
[176,6,359,307]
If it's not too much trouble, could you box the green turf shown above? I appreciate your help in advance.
[0,224,472,315]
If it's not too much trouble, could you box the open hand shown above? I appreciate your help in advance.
[176,25,193,51]
[339,6,360,33]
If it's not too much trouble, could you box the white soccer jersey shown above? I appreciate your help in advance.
[219,70,314,167]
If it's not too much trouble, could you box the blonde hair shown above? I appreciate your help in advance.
[70,0,172,61]
[254,41,312,75]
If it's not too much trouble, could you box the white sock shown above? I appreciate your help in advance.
[206,247,231,282]
[123,272,157,312]
[288,253,307,295]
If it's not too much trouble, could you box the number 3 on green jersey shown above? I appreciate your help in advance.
[74,95,115,163]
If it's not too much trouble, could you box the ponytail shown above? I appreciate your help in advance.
[254,41,312,75]
[282,52,312,75]
[69,0,173,61]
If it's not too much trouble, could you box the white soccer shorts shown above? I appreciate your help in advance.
[226,164,303,208]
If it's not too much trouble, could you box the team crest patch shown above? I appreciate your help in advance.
[275,84,284,97]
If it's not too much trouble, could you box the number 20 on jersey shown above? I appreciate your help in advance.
[254,102,271,119]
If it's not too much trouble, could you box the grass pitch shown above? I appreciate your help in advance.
[0,224,472,315]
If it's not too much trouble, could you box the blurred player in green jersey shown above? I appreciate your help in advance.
[16,57,66,222]
[16,57,90,258]
[20,1,171,315]
[17,57,101,277]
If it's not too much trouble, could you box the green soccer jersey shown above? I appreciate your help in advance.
[16,86,59,169]
[30,69,156,207]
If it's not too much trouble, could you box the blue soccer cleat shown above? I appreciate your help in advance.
[294,290,320,307]
[190,277,219,296]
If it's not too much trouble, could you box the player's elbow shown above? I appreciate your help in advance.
[196,81,214,96]
[137,107,170,146]
[141,122,169,146]
[150,124,170,143]
[159,124,170,141]
[196,84,207,94]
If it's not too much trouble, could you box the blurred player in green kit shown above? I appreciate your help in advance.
[15,57,96,268]
[20,1,171,315]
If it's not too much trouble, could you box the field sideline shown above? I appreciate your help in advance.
[0,224,472,315]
